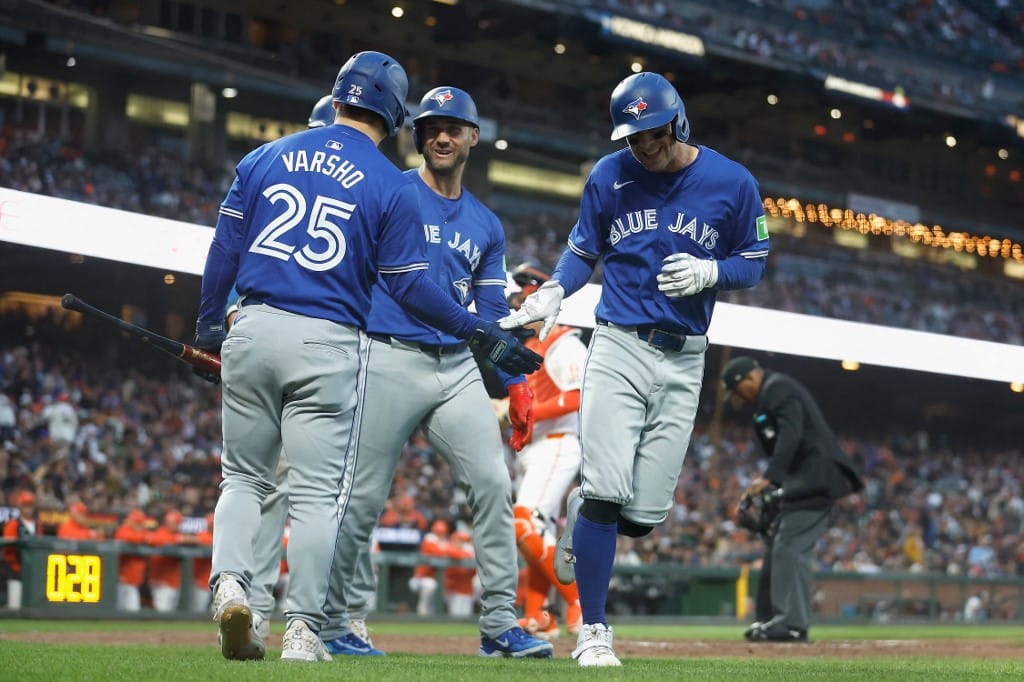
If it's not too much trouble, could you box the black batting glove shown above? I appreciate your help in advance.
[194,320,226,353]
[469,321,543,376]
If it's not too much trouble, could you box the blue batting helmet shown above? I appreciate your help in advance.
[412,86,480,151]
[608,72,689,142]
[331,51,409,137]
[308,95,335,128]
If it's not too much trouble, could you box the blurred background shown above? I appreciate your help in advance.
[0,0,1021,621]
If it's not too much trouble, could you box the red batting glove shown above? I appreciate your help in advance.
[506,383,534,452]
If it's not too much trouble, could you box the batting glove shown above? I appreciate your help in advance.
[498,280,564,341]
[506,382,534,452]
[657,253,718,298]
[194,320,226,352]
[469,321,543,375]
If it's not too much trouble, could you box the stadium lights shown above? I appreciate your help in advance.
[767,94,778,105]
[830,108,841,120]
[630,61,643,73]
[841,360,860,371]
[391,6,404,18]
[945,135,957,148]
[221,87,238,99]
[1011,382,1024,393]
[554,43,566,55]
[998,149,1009,160]
[66,57,76,68]
[494,139,508,151]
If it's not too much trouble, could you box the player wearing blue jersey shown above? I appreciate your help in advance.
[500,72,769,667]
[193,53,541,663]
[319,85,553,659]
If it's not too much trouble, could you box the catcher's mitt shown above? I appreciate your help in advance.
[737,487,783,536]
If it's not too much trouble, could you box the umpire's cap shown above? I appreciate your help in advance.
[721,356,760,402]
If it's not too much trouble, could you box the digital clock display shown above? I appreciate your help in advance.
[46,554,102,603]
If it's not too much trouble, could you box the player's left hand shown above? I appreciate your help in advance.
[193,320,226,385]
[498,280,564,341]
[506,382,534,451]
[657,253,718,297]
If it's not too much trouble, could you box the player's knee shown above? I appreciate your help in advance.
[580,499,621,525]
[616,517,654,538]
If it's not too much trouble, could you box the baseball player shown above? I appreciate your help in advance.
[500,71,770,666]
[319,85,553,659]
[235,93,382,655]
[113,508,151,612]
[193,53,541,663]
[504,263,585,639]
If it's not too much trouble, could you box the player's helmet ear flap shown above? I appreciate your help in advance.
[609,72,689,143]
[307,95,335,128]
[412,86,480,151]
[332,51,409,137]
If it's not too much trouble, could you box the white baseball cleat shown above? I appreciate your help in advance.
[555,487,582,585]
[281,619,332,662]
[572,623,622,667]
[212,574,265,661]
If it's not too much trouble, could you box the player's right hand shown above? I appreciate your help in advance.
[470,321,543,375]
[498,280,564,341]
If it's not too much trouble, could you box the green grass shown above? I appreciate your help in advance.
[1,621,1022,681]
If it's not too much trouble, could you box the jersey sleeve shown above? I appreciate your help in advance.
[715,171,769,291]
[198,170,248,321]
[565,176,605,261]
[377,181,430,274]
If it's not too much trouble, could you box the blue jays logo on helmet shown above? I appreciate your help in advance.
[431,89,455,107]
[622,96,648,121]
[609,72,689,143]
[413,86,480,151]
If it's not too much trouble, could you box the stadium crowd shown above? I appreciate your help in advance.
[1,312,1021,616]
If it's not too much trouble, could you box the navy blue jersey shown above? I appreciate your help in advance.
[367,169,509,344]
[566,145,768,334]
[198,124,428,326]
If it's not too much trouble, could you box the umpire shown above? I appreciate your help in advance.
[723,356,863,642]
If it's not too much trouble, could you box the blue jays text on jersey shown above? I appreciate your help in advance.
[198,125,429,327]
[367,168,509,346]
[566,145,768,334]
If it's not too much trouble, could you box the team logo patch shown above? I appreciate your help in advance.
[346,95,360,105]
[431,89,454,107]
[453,277,472,304]
[325,140,344,151]
[756,215,769,241]
[623,96,648,120]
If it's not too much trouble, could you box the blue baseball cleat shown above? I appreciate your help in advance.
[323,632,386,656]
[478,626,555,658]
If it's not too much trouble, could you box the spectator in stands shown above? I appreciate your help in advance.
[113,508,152,612]
[2,490,38,609]
[40,394,77,444]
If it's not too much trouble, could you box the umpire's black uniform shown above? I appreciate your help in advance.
[728,359,863,641]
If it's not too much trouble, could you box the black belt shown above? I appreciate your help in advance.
[368,332,468,357]
[600,321,690,352]
[239,296,264,307]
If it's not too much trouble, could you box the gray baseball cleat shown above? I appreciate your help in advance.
[555,487,583,585]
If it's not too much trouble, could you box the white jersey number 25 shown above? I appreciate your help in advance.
[249,182,355,272]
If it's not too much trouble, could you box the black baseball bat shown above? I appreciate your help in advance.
[61,293,221,375]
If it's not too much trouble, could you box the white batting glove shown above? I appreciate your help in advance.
[657,253,719,298]
[498,280,564,341]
